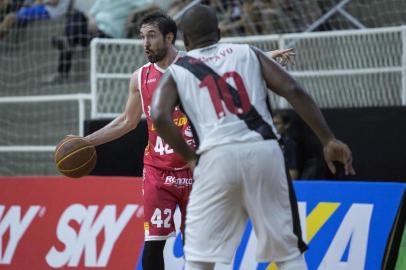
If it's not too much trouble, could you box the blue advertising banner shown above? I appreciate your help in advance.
[294,181,405,270]
[142,181,406,270]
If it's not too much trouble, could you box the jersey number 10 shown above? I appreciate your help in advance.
[199,71,251,118]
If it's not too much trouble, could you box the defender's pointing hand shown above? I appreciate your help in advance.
[323,139,356,175]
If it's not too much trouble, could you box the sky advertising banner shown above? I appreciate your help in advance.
[0,177,404,270]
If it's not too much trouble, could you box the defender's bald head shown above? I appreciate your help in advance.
[180,4,220,50]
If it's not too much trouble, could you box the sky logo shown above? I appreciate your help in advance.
[0,205,41,265]
[46,204,139,268]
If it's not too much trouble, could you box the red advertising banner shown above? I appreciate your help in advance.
[0,176,144,270]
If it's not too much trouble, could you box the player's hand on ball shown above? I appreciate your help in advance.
[323,139,355,176]
[54,135,97,178]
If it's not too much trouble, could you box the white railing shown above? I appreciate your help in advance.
[0,94,91,153]
[91,25,406,118]
[1,26,405,175]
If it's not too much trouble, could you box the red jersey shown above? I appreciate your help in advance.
[138,62,195,171]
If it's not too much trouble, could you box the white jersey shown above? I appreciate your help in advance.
[169,43,278,154]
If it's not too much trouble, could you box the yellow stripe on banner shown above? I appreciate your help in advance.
[267,262,278,270]
[307,202,340,241]
[266,202,340,270]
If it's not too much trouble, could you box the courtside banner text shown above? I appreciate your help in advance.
[1,178,404,270]
[162,181,405,270]
[0,176,144,270]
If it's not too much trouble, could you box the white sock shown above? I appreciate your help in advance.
[276,254,308,270]
[184,260,215,270]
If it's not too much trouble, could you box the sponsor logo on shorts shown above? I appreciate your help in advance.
[164,176,193,187]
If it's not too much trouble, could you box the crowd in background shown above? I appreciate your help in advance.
[0,0,405,179]
[0,0,336,84]
[0,0,340,42]
[0,0,391,179]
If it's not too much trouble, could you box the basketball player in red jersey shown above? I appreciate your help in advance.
[85,13,189,270]
[84,12,295,270]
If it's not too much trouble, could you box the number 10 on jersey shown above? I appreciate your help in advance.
[199,71,251,118]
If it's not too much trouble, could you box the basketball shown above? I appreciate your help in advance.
[54,135,97,178]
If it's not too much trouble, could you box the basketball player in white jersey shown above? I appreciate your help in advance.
[83,11,296,270]
[151,4,355,270]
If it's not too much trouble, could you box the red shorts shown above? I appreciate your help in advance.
[143,165,193,241]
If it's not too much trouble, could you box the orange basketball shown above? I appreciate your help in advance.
[54,136,97,178]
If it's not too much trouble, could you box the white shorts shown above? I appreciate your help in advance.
[184,140,307,264]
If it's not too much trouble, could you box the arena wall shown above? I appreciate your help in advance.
[86,107,406,182]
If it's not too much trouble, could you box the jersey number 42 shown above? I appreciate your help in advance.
[154,136,174,155]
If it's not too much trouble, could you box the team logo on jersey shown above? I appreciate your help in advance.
[144,222,150,235]
[184,126,193,138]
[146,78,157,84]
[173,116,188,127]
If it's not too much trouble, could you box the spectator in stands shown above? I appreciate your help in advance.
[50,0,154,83]
[126,2,161,38]
[0,0,70,39]
[0,0,24,22]
[217,0,244,36]
[166,0,188,17]
[273,112,299,180]
[272,0,323,33]
[274,0,304,32]
[217,0,279,36]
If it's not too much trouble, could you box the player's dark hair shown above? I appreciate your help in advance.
[139,12,177,44]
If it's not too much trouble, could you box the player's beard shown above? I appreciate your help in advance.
[146,45,168,63]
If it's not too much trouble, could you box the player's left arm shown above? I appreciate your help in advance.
[252,46,355,175]
[151,72,198,170]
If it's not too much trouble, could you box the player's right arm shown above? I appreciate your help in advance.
[252,46,355,175]
[85,70,143,146]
